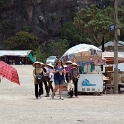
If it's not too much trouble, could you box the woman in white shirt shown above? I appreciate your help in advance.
[46,63,54,97]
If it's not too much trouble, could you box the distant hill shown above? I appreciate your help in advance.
[0,0,123,49]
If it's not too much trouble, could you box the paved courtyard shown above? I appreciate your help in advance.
[0,65,124,124]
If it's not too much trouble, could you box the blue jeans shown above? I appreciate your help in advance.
[54,79,64,85]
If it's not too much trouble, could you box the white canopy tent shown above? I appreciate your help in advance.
[0,50,35,64]
[62,44,102,63]
[0,50,32,57]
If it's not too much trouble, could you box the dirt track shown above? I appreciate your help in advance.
[0,65,124,124]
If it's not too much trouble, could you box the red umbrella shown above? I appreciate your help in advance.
[0,61,20,85]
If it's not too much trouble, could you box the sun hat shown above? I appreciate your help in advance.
[40,62,45,66]
[71,62,78,66]
[63,65,67,68]
[65,60,72,64]
[46,63,54,68]
[32,61,42,67]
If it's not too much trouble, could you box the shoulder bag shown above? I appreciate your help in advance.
[72,69,78,82]
[35,69,44,84]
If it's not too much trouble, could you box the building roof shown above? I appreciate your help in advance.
[99,41,124,49]
[102,51,124,59]
[118,41,124,46]
[0,50,32,57]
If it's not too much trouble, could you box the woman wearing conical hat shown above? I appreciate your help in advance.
[65,60,72,83]
[68,62,80,98]
[40,62,48,97]
[32,61,45,99]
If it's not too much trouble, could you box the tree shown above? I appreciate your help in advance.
[34,46,46,62]
[5,31,39,51]
[118,6,124,41]
[33,39,69,63]
[74,5,124,46]
[42,39,69,59]
[61,22,92,47]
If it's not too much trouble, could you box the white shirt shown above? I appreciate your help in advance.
[47,68,54,81]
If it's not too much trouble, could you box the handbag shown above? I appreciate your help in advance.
[72,69,78,82]
[35,69,44,84]
[68,80,74,97]
[72,76,78,82]
[36,74,44,84]
[67,80,74,90]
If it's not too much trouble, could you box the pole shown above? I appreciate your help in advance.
[101,36,104,71]
[114,0,118,94]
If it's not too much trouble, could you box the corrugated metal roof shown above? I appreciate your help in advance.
[118,41,124,46]
[0,50,32,57]
[103,52,124,58]
[99,41,123,49]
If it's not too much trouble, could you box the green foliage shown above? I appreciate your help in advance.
[34,46,46,63]
[34,39,69,62]
[0,1,4,6]
[61,22,93,46]
[45,39,69,57]
[22,26,31,32]
[51,14,56,21]
[5,31,39,51]
[0,0,11,7]
[0,20,15,34]
[67,2,77,19]
[74,5,124,45]
[118,6,124,35]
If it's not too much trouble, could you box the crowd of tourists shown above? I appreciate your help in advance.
[32,59,80,100]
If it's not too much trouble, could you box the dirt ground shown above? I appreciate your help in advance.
[0,65,124,124]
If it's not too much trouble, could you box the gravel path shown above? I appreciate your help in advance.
[0,65,124,124]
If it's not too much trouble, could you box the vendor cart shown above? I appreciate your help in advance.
[78,74,104,94]
[62,44,105,95]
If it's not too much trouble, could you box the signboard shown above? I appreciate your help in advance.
[110,24,114,31]
[78,74,103,92]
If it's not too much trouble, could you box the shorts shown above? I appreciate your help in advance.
[54,79,64,85]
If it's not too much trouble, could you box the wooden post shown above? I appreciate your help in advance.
[114,0,118,94]
[26,57,27,65]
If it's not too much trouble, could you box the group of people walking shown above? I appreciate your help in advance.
[33,59,80,100]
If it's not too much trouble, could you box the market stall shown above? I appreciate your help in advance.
[62,44,106,95]
[104,66,124,93]
[78,74,103,94]
[102,52,124,93]
[0,50,36,64]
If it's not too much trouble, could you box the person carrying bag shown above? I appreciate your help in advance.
[33,61,45,99]
[67,80,74,97]
[45,63,54,97]
[68,62,80,98]
[35,70,44,84]
[65,60,72,83]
